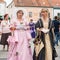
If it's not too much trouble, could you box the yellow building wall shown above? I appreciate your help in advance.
[11,7,54,23]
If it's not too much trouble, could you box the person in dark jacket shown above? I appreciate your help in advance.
[53,16,60,46]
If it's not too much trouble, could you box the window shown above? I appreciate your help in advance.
[29,12,32,17]
[57,13,60,17]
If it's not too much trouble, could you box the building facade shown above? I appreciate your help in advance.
[7,0,60,22]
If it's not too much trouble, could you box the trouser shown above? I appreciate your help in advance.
[55,32,59,45]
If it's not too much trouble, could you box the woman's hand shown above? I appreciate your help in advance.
[26,25,30,30]
[10,27,16,31]
[41,28,49,33]
[15,41,18,44]
[16,52,18,56]
[36,28,45,32]
[2,25,5,27]
[36,28,41,31]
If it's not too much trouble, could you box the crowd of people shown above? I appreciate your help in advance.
[0,9,60,60]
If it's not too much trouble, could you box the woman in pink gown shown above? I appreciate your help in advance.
[7,10,33,60]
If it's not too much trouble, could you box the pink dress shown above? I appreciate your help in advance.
[7,19,33,60]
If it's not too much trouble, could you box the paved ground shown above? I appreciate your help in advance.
[0,45,7,60]
[55,44,60,60]
[0,42,60,60]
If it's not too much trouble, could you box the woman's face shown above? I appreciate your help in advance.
[41,11,48,17]
[5,15,9,20]
[17,11,23,18]
[0,20,1,23]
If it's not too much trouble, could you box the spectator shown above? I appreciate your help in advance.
[53,16,60,46]
[29,19,35,38]
[0,14,11,51]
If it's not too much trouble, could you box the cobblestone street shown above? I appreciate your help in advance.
[0,42,60,60]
